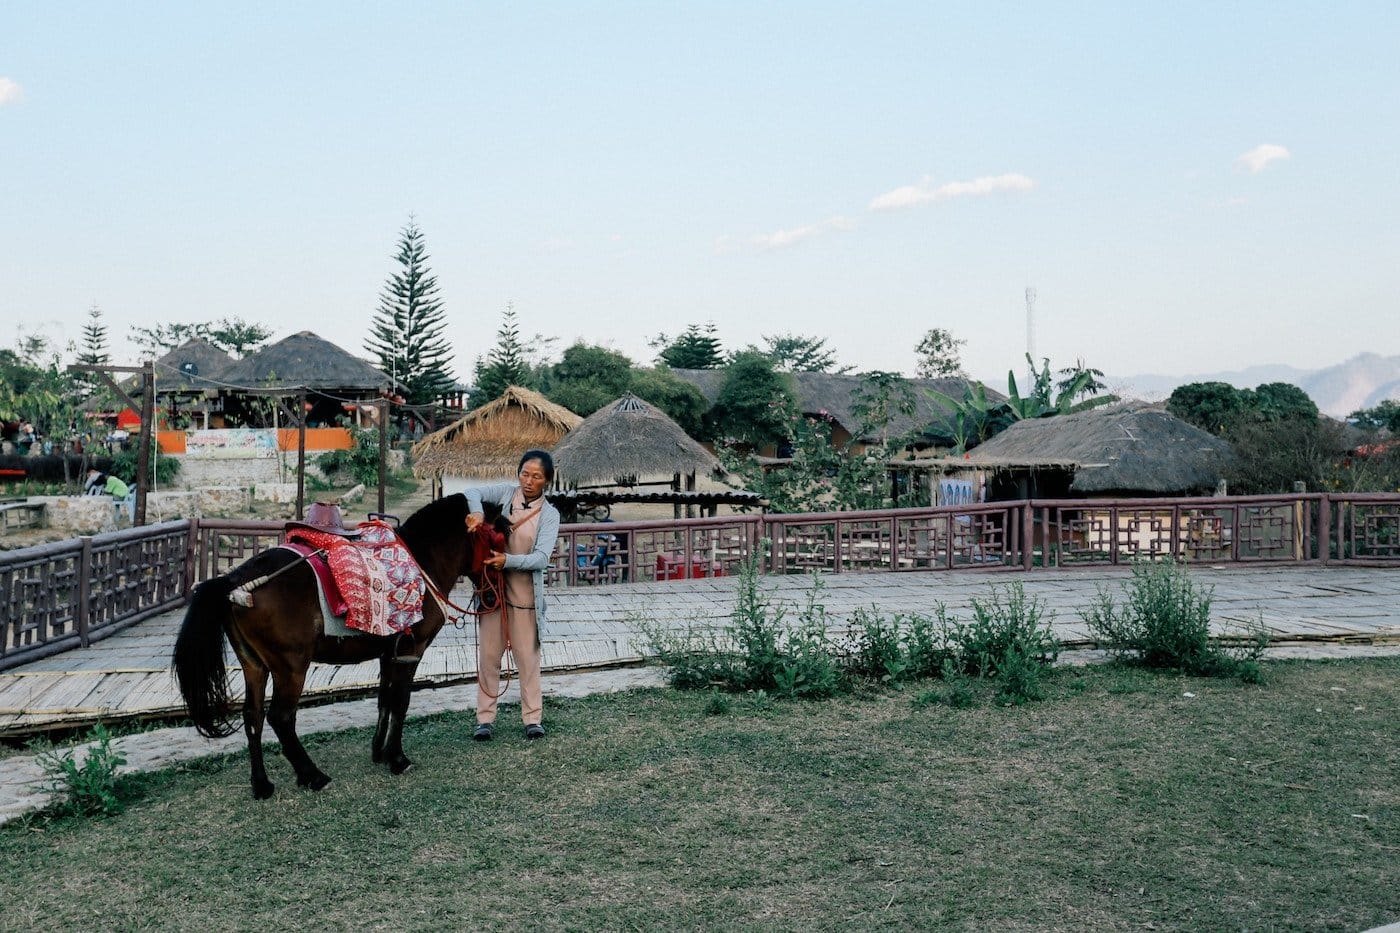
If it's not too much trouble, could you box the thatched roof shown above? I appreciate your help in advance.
[550,394,720,487]
[148,338,236,394]
[411,385,582,479]
[671,368,1002,443]
[961,402,1235,494]
[218,331,392,391]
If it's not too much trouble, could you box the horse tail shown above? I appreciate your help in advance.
[173,575,239,738]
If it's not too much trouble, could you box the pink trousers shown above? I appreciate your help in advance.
[476,606,542,726]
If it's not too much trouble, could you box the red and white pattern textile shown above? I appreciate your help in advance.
[285,522,424,635]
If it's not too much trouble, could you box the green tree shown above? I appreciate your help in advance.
[1349,399,1400,433]
[763,333,845,373]
[1166,381,1246,435]
[914,327,966,379]
[850,370,917,445]
[542,343,635,417]
[629,367,710,439]
[470,303,533,407]
[708,350,795,447]
[1056,358,1108,401]
[654,323,724,369]
[1226,417,1345,494]
[132,322,210,357]
[365,221,456,406]
[206,317,272,358]
[1005,355,1114,421]
[77,303,109,369]
[1247,382,1319,422]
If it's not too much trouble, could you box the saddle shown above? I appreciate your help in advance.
[286,501,361,538]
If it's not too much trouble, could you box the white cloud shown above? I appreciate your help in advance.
[1236,143,1290,173]
[750,215,858,251]
[0,77,23,107]
[868,172,1035,211]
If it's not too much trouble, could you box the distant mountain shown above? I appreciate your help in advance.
[1111,353,1400,419]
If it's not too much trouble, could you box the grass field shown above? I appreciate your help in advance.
[2,659,1396,931]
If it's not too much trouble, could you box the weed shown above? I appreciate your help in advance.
[957,582,1058,679]
[844,606,907,685]
[938,659,981,708]
[1083,561,1270,680]
[702,691,732,716]
[34,724,128,817]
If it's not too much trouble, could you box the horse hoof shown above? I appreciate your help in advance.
[298,772,332,791]
[390,757,413,776]
[253,779,275,800]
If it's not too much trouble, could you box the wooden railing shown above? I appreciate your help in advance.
[3,494,1397,671]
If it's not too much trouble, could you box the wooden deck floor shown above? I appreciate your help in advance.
[3,565,1398,737]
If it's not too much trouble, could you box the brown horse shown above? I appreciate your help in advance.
[173,493,480,799]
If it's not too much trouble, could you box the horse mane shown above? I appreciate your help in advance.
[397,492,470,554]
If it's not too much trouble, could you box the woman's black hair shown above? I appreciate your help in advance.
[518,449,555,483]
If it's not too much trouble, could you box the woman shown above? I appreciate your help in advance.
[84,469,130,498]
[465,450,561,741]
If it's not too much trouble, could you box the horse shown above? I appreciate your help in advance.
[173,493,491,799]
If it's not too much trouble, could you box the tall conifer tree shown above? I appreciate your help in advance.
[365,221,456,406]
[469,303,532,407]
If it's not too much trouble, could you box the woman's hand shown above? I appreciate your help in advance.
[485,551,507,570]
[466,511,484,532]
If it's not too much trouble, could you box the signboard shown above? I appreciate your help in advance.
[185,429,279,460]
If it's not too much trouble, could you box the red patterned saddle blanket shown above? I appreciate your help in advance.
[285,521,425,636]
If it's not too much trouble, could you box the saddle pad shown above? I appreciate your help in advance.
[278,542,348,617]
[286,522,425,636]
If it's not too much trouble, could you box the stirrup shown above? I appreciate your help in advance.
[392,633,420,664]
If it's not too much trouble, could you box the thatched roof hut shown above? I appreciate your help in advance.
[671,368,1000,446]
[147,338,236,393]
[219,331,392,390]
[962,402,1235,495]
[411,385,582,483]
[551,394,720,488]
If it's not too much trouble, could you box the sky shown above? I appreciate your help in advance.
[3,2,1398,391]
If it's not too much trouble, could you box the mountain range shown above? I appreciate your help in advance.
[1109,353,1400,419]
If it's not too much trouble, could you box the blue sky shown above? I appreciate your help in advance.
[3,2,1397,390]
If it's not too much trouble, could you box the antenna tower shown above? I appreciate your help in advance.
[1024,286,1037,386]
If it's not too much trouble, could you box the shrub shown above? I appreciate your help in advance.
[955,582,1058,679]
[1082,560,1270,680]
[844,607,908,686]
[111,448,180,486]
[34,724,128,817]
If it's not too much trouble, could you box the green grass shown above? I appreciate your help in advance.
[2,659,1397,931]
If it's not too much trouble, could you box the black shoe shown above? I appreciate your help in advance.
[524,723,545,740]
[472,723,494,742]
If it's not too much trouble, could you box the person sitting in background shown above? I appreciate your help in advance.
[84,469,129,498]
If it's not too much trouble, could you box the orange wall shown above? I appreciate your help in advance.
[277,427,352,451]
[156,428,353,454]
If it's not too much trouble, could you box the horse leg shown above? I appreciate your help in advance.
[371,656,394,764]
[379,659,419,776]
[266,668,331,791]
[241,659,275,800]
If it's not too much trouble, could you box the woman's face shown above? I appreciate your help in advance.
[518,458,549,500]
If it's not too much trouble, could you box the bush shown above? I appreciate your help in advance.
[1082,560,1269,680]
[110,448,180,486]
[317,428,414,490]
[954,582,1058,679]
[33,724,128,817]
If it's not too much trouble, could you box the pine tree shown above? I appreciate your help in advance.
[655,323,724,369]
[74,302,110,396]
[78,303,110,368]
[470,303,532,407]
[365,221,456,406]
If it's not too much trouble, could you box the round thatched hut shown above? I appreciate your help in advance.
[551,394,719,489]
[411,385,582,496]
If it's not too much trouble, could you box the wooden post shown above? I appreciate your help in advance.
[378,399,389,515]
[296,390,307,520]
[184,517,201,595]
[135,361,155,525]
[1318,495,1331,564]
[77,536,93,647]
[672,471,681,520]
[1021,502,1034,571]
